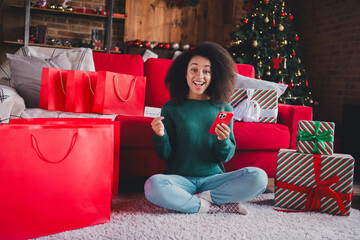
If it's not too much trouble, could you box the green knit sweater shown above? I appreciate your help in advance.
[153,99,236,177]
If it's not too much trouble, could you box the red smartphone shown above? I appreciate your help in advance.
[209,111,234,135]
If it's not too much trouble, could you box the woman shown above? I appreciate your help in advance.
[145,42,267,214]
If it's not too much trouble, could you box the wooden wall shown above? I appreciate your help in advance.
[124,0,240,46]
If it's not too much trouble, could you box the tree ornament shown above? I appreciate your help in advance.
[252,40,258,47]
[243,18,249,24]
[280,12,285,17]
[171,42,180,50]
[150,42,158,49]
[288,14,294,20]
[182,44,190,50]
[143,41,150,48]
[264,17,269,23]
[157,43,164,48]
[164,43,171,49]
[278,24,284,31]
[288,82,295,90]
[266,71,271,76]
[134,39,142,47]
[127,41,134,47]
[292,50,296,56]
[295,34,299,41]
[272,56,283,69]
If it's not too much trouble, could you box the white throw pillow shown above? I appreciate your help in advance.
[0,85,26,123]
[0,46,95,87]
[235,73,287,97]
[6,53,72,108]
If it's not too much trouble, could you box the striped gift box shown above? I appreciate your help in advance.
[275,149,354,216]
[297,120,335,155]
[229,89,278,123]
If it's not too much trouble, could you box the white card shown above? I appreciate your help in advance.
[144,106,161,118]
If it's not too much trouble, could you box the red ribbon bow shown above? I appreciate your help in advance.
[276,155,352,215]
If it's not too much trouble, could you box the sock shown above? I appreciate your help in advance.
[198,198,248,215]
[208,202,248,215]
[197,190,213,203]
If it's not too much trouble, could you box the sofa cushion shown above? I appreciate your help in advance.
[233,122,290,150]
[0,85,26,123]
[115,115,154,148]
[6,53,73,108]
[93,53,144,76]
[224,151,279,177]
[144,58,172,108]
[1,47,95,87]
[235,64,255,78]
[117,114,290,151]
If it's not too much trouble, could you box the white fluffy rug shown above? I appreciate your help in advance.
[37,193,360,240]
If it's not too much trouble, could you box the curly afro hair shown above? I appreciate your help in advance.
[165,42,236,105]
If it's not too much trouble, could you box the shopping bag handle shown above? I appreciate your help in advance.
[31,132,78,164]
[59,70,66,95]
[84,72,95,95]
[113,74,137,102]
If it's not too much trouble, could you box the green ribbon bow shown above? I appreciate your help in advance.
[297,121,334,154]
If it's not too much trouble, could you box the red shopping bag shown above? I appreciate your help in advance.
[39,67,68,111]
[66,70,98,113]
[0,123,114,240]
[92,71,146,116]
[10,118,120,198]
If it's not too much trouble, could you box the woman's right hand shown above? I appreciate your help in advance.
[151,116,165,136]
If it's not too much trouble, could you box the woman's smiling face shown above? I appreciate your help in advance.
[186,55,212,100]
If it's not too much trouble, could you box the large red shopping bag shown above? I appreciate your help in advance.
[10,117,120,198]
[39,67,68,111]
[92,71,146,116]
[0,123,114,240]
[66,70,98,113]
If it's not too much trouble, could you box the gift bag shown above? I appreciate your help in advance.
[0,123,114,240]
[66,70,98,113]
[39,67,68,111]
[10,118,120,198]
[92,71,146,116]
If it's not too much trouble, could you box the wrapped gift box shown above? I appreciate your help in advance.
[275,149,354,216]
[297,120,335,155]
[229,89,278,123]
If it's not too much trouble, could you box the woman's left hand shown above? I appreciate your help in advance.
[215,123,231,141]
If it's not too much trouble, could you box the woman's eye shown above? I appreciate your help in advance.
[203,70,211,74]
[191,68,198,72]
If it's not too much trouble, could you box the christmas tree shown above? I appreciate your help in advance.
[228,0,313,106]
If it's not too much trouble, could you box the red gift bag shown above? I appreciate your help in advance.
[92,71,146,116]
[39,67,68,111]
[66,70,98,113]
[10,118,120,198]
[0,123,114,240]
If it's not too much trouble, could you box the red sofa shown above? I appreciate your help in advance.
[92,52,312,180]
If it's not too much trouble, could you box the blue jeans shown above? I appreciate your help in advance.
[144,167,268,213]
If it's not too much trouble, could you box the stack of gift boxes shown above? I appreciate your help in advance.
[274,120,355,216]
